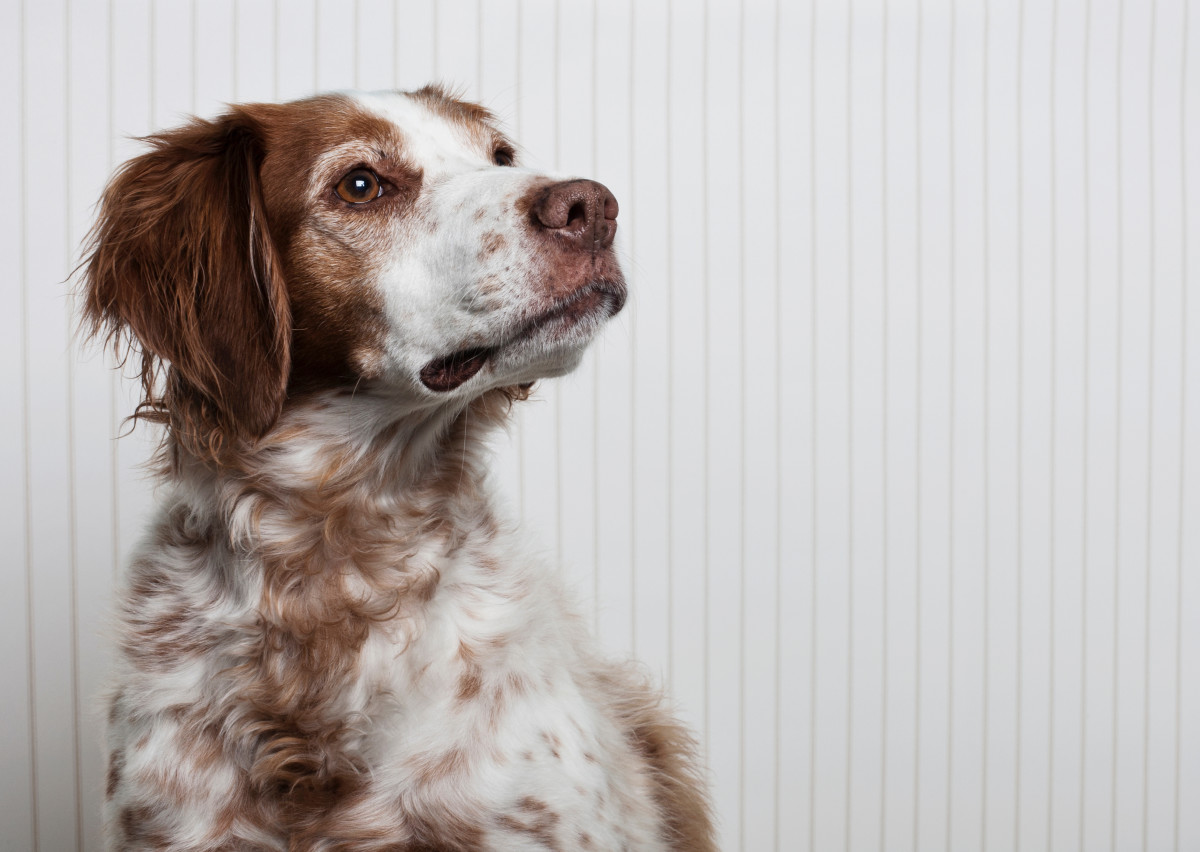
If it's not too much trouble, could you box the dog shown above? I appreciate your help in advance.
[81,86,715,851]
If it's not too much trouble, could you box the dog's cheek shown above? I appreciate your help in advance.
[349,342,388,381]
[280,227,392,390]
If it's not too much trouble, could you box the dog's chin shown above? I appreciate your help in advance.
[417,279,625,395]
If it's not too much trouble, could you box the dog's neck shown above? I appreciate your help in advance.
[167,384,523,556]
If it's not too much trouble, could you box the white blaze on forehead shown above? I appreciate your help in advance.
[351,90,490,175]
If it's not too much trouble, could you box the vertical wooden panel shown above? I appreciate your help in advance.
[881,2,921,848]
[25,0,79,847]
[981,5,1023,850]
[358,0,398,91]
[2,0,36,847]
[432,0,479,94]
[775,0,817,846]
[1144,8,1190,852]
[393,0,435,88]
[1112,5,1157,850]
[811,2,853,849]
[1178,8,1200,848]
[949,4,990,849]
[1081,4,1122,851]
[275,0,317,102]
[1015,3,1057,847]
[739,0,782,848]
[67,0,115,846]
[915,3,956,848]
[234,0,277,102]
[195,0,237,114]
[703,0,744,846]
[847,1,888,849]
[1048,3,1090,847]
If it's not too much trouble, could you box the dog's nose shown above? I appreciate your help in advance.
[531,179,618,250]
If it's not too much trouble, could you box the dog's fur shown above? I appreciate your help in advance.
[82,86,714,851]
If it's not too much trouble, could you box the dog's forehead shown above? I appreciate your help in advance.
[347,89,494,169]
[254,89,504,208]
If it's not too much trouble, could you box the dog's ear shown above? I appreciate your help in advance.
[82,108,291,459]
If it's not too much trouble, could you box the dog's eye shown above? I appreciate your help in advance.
[336,169,383,204]
[492,145,515,167]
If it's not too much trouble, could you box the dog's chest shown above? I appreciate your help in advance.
[350,547,668,849]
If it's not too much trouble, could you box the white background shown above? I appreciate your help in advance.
[2,0,1199,850]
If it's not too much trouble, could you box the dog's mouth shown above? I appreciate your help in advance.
[419,347,493,392]
[418,280,626,393]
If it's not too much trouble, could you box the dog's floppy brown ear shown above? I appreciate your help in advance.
[82,108,291,460]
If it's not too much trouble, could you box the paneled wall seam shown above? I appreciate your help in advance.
[1173,8,1190,850]
[844,3,857,849]
[1112,2,1126,847]
[1046,2,1061,850]
[107,0,119,587]
[1079,2,1093,847]
[1015,0,1027,844]
[625,0,636,658]
[807,2,818,849]
[65,0,84,844]
[19,0,40,845]
[665,0,676,700]
[982,0,994,843]
[590,0,600,637]
[737,0,747,845]
[192,0,199,110]
[1142,7,1160,852]
[944,2,958,848]
[772,3,784,849]
[915,1,927,847]
[700,0,712,766]
[878,0,891,846]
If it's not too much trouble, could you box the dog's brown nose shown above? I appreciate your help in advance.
[531,179,618,250]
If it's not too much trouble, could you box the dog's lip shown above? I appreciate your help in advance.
[418,279,626,393]
[418,346,492,392]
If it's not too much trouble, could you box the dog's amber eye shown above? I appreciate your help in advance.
[492,145,515,167]
[336,169,383,204]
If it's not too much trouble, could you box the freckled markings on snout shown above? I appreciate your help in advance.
[477,230,507,263]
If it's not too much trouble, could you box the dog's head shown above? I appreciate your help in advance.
[82,86,624,459]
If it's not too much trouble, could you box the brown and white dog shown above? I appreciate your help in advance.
[82,86,714,851]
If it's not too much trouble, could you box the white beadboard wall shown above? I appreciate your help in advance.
[2,0,1198,850]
